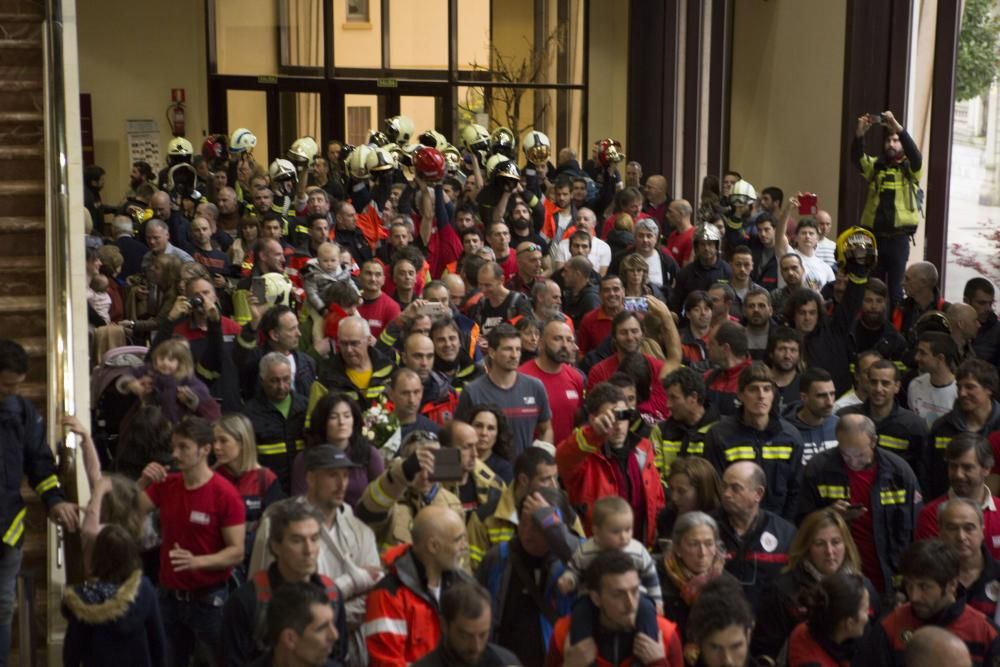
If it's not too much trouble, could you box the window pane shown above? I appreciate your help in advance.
[216,0,279,76]
[490,0,584,85]
[281,0,324,69]
[400,96,440,142]
[458,0,490,71]
[333,0,382,68]
[389,0,447,69]
[344,94,383,146]
[227,90,270,166]
[279,92,321,155]
[457,86,488,130]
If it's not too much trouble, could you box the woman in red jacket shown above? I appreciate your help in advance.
[786,572,869,667]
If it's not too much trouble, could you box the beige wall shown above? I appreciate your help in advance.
[77,0,208,201]
[729,0,846,228]
[588,2,629,151]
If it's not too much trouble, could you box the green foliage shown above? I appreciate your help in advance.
[957,0,1000,102]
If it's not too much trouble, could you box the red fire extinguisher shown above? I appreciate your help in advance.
[167,101,186,137]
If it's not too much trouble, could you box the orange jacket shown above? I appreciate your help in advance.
[555,425,665,547]
[363,544,471,667]
[542,199,575,241]
[545,614,684,667]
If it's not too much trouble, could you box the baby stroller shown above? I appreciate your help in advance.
[90,345,148,469]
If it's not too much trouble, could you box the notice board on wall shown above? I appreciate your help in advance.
[126,119,162,172]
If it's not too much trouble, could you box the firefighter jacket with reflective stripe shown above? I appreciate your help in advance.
[309,345,397,418]
[852,130,924,235]
[927,402,1000,498]
[650,405,719,483]
[837,401,928,487]
[0,396,64,548]
[242,389,308,493]
[795,446,921,593]
[703,414,804,521]
[363,544,472,667]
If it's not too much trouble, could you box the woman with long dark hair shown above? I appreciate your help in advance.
[786,572,869,666]
[467,404,514,483]
[290,393,384,507]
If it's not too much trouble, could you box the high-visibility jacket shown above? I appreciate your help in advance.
[852,130,924,235]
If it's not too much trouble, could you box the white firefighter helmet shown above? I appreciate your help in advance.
[229,128,257,154]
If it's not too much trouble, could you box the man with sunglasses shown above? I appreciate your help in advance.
[505,241,546,296]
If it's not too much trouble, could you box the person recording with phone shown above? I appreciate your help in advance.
[795,414,921,600]
[356,430,464,552]
[853,109,924,307]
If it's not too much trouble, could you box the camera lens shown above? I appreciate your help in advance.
[190,296,205,309]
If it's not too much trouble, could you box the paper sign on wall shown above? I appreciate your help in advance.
[126,119,162,173]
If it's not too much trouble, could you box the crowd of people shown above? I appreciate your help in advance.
[7,109,999,667]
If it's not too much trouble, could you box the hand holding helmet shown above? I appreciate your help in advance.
[287,137,318,173]
[229,128,257,158]
[836,226,878,281]
[596,138,625,169]
[414,147,446,184]
[486,154,520,192]
[269,158,298,196]
[385,115,415,145]
[489,127,517,160]
[522,130,551,167]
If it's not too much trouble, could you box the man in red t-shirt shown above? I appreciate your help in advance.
[587,308,677,421]
[576,275,626,356]
[664,199,695,266]
[355,259,401,339]
[518,319,584,444]
[138,417,246,667]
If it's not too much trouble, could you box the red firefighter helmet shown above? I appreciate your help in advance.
[414,147,446,182]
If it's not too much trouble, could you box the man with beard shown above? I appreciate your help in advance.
[519,319,584,444]
[838,359,928,480]
[541,176,576,243]
[651,367,720,476]
[743,286,773,360]
[965,277,1000,364]
[847,278,910,368]
[508,198,549,253]
[523,279,565,327]
[854,110,924,306]
[860,540,1000,666]
[401,332,459,427]
[766,326,804,412]
[671,224,733,313]
[770,253,806,324]
[784,367,839,466]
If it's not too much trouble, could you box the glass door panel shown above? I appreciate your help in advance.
[227,90,270,166]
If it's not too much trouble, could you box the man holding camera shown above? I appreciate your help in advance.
[853,110,924,306]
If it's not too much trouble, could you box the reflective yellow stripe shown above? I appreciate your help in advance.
[879,489,906,505]
[935,436,952,450]
[878,434,909,451]
[196,362,221,381]
[369,478,395,510]
[761,446,793,460]
[294,439,305,451]
[688,442,705,455]
[3,508,26,546]
[661,440,682,453]
[817,485,849,500]
[257,442,288,455]
[34,475,59,495]
[486,528,515,539]
[724,446,756,462]
[575,429,599,454]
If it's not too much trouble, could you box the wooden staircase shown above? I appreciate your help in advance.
[0,0,53,664]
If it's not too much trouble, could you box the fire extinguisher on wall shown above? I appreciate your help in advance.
[167,101,185,137]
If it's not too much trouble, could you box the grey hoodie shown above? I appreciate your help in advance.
[782,401,840,466]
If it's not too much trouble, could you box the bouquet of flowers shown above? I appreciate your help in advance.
[362,397,400,455]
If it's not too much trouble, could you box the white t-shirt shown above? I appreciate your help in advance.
[778,248,836,291]
[553,236,612,272]
[907,373,958,429]
[816,237,837,269]
[643,250,663,287]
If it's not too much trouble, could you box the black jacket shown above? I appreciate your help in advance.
[703,414,804,520]
[412,643,522,667]
[235,324,317,401]
[712,508,796,612]
[314,345,397,410]
[837,401,928,488]
[927,401,1000,498]
[796,446,921,593]
[562,283,601,328]
[242,389,308,493]
[670,258,733,313]
[974,312,1000,365]
[801,275,867,395]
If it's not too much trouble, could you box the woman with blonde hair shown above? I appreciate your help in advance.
[620,252,665,300]
[213,413,285,579]
[752,508,881,661]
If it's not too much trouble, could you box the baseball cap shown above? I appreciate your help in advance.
[305,445,362,471]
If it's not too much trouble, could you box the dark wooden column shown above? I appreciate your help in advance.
[925,3,961,278]
[838,0,912,230]
[626,0,678,181]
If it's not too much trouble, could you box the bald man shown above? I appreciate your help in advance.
[904,626,972,667]
[216,185,242,233]
[895,261,946,334]
[401,332,458,426]
[643,174,669,229]
[947,303,981,362]
[147,190,194,254]
[716,461,795,613]
[363,504,470,666]
[814,210,837,268]
[664,198,695,266]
